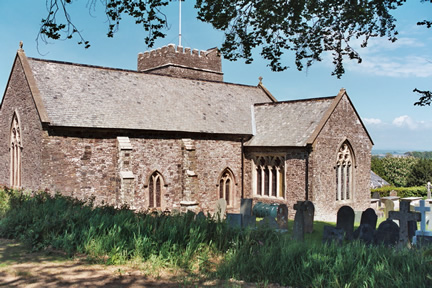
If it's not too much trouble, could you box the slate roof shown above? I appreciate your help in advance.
[26,57,273,135]
[246,97,335,147]
[370,171,390,189]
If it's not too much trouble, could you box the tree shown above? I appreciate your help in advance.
[406,158,432,186]
[39,1,431,96]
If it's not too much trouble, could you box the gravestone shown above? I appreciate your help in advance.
[374,219,400,246]
[322,226,344,245]
[389,201,421,246]
[213,198,227,221]
[372,191,381,207]
[354,208,378,243]
[259,216,278,229]
[360,208,378,230]
[293,202,306,241]
[242,214,256,229]
[390,190,398,197]
[227,213,242,228]
[240,198,253,216]
[276,204,288,229]
[382,199,394,219]
[303,201,315,233]
[413,200,432,246]
[336,206,355,240]
[355,224,375,245]
[195,211,206,221]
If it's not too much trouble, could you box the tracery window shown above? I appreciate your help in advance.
[336,142,354,201]
[149,171,164,208]
[218,169,235,206]
[10,113,22,189]
[253,156,284,198]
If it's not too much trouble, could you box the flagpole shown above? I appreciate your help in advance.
[179,0,182,46]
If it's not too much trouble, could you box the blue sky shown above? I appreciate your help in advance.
[1,1,431,151]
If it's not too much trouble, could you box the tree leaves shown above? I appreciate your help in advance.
[195,0,404,78]
[413,88,432,106]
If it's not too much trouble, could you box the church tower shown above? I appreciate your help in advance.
[137,44,223,81]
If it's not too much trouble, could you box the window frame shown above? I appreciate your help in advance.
[253,155,285,199]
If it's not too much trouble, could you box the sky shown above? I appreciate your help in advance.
[0,1,431,152]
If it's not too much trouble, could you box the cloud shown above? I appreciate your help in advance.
[328,35,432,78]
[391,115,432,130]
[351,55,432,78]
[363,118,383,125]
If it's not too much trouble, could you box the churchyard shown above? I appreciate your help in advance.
[0,188,431,287]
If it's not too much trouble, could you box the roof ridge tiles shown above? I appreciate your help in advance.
[254,96,336,106]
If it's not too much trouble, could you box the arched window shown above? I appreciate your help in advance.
[254,156,285,198]
[149,171,164,208]
[10,113,22,189]
[218,169,235,206]
[336,142,354,201]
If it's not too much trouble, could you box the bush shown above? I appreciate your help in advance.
[371,186,427,198]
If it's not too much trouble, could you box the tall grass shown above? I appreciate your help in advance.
[0,189,234,269]
[1,189,431,287]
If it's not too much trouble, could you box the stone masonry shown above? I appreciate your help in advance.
[138,44,223,81]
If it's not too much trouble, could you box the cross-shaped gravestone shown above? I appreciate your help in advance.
[389,201,421,246]
[415,200,431,234]
[293,201,306,241]
[413,200,432,245]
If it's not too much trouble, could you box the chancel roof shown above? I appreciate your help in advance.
[246,97,335,147]
[26,57,272,135]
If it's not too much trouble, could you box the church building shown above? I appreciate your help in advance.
[0,44,373,221]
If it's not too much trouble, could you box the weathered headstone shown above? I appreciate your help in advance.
[382,199,394,219]
[389,190,398,197]
[276,204,288,229]
[360,208,378,230]
[259,216,278,229]
[213,198,227,220]
[372,191,381,207]
[389,201,421,246]
[227,213,242,228]
[354,224,375,245]
[293,202,306,241]
[195,211,206,221]
[240,198,253,216]
[322,226,344,245]
[303,201,315,233]
[374,219,400,247]
[336,206,355,240]
[242,214,256,229]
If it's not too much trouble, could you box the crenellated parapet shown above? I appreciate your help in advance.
[137,43,223,81]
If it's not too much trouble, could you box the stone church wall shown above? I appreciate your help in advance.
[40,134,118,205]
[194,139,243,211]
[310,95,372,221]
[38,132,243,213]
[243,147,308,219]
[0,57,44,190]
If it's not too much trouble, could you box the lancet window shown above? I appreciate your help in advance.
[218,168,235,206]
[336,142,354,201]
[253,156,285,198]
[149,171,164,208]
[10,113,22,189]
